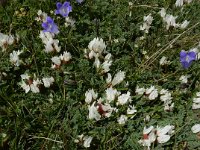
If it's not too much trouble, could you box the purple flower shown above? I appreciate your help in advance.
[180,50,196,69]
[55,1,72,17]
[42,16,59,34]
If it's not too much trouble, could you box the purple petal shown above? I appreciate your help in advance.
[63,2,70,7]
[188,51,197,60]
[55,10,59,15]
[56,2,62,9]
[42,22,48,29]
[181,61,190,69]
[46,16,53,23]
[180,50,187,58]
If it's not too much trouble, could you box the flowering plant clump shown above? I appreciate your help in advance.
[1,0,200,149]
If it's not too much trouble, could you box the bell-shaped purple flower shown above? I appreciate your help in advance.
[180,50,196,69]
[55,1,72,18]
[42,16,59,34]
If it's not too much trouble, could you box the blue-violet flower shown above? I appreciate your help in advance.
[55,1,72,17]
[42,16,59,34]
[180,50,196,69]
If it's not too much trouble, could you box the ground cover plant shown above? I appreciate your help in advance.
[1,0,200,149]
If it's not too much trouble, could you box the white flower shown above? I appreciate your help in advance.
[127,105,137,115]
[159,56,171,65]
[135,86,145,95]
[156,125,174,144]
[117,91,131,105]
[165,14,178,30]
[140,14,153,33]
[191,124,200,133]
[180,20,189,29]
[88,37,106,54]
[175,0,184,7]
[179,75,190,84]
[94,56,100,69]
[83,136,93,148]
[138,126,156,149]
[10,50,22,66]
[160,8,166,18]
[101,60,112,73]
[106,73,112,84]
[35,10,47,22]
[65,17,75,27]
[100,103,113,118]
[88,102,101,121]
[105,87,118,102]
[192,103,200,109]
[60,51,72,62]
[112,71,125,86]
[117,115,128,124]
[0,33,15,51]
[19,81,30,93]
[51,56,61,66]
[42,77,54,88]
[30,79,41,93]
[146,86,158,100]
[85,89,98,104]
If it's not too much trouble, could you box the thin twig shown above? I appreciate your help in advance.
[29,136,64,144]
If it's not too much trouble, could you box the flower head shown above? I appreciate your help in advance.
[55,1,72,18]
[180,50,196,69]
[42,16,59,34]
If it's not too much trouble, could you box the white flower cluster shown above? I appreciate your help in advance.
[159,8,189,30]
[35,10,47,22]
[19,73,54,93]
[159,56,171,66]
[136,86,174,111]
[0,33,15,51]
[160,89,174,112]
[85,38,112,73]
[10,50,23,66]
[138,125,174,150]
[65,17,75,27]
[191,124,200,133]
[39,31,61,53]
[74,134,93,148]
[51,51,72,69]
[192,92,200,109]
[175,0,193,7]
[179,75,190,84]
[140,14,153,33]
[85,71,136,124]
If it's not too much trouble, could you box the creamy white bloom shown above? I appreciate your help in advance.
[165,14,178,30]
[101,60,112,73]
[179,75,190,84]
[135,86,145,95]
[148,89,158,100]
[88,102,101,121]
[175,0,184,7]
[51,56,61,66]
[160,8,166,18]
[94,56,101,69]
[42,77,54,88]
[10,50,22,66]
[35,10,47,22]
[60,51,72,62]
[106,73,112,84]
[180,20,189,29]
[156,125,174,143]
[117,91,131,105]
[100,103,114,118]
[146,86,156,95]
[85,89,98,104]
[117,115,128,124]
[159,56,171,65]
[127,105,137,115]
[140,14,153,33]
[65,17,75,27]
[0,33,15,51]
[19,81,30,93]
[105,87,118,102]
[30,79,41,93]
[191,124,200,133]
[88,37,106,54]
[83,136,93,148]
[112,71,125,86]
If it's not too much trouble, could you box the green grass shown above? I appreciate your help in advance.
[1,0,200,149]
